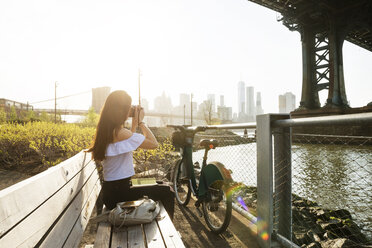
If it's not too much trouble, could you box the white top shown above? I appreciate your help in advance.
[102,133,145,181]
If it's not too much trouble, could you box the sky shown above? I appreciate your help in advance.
[0,0,371,114]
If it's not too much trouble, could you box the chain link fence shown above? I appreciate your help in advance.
[273,131,372,248]
[170,114,371,248]
[192,128,258,216]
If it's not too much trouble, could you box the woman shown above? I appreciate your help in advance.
[88,90,174,218]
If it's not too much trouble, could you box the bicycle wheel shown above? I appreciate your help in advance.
[173,159,191,206]
[202,181,232,234]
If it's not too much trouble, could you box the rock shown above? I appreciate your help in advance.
[305,200,318,207]
[319,218,344,231]
[293,207,303,223]
[339,220,369,243]
[295,232,313,246]
[307,242,322,248]
[323,230,339,240]
[294,200,308,208]
[308,230,322,242]
[330,209,352,220]
[316,209,331,221]
[320,238,358,248]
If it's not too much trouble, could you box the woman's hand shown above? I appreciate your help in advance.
[131,106,144,132]
[138,107,145,122]
[131,106,139,132]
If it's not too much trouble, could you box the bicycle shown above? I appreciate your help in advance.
[168,125,233,234]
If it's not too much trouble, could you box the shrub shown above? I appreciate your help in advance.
[0,122,95,171]
[0,109,6,124]
[133,138,178,181]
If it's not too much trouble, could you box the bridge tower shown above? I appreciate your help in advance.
[249,0,372,115]
[277,0,372,112]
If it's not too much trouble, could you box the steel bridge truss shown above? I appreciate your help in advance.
[248,0,372,110]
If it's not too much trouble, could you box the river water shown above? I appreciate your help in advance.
[192,142,372,239]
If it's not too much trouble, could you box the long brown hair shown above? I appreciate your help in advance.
[88,90,132,161]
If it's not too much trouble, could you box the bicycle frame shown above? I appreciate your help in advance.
[170,124,233,234]
[179,133,199,196]
[174,126,231,200]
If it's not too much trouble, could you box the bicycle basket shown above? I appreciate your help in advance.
[172,131,185,148]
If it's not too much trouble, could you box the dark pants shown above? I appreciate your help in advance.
[101,178,175,219]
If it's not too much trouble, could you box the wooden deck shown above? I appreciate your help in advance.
[93,203,185,248]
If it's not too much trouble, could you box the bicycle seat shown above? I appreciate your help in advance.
[199,139,219,149]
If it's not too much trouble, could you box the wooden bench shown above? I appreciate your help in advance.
[93,202,185,248]
[0,150,184,248]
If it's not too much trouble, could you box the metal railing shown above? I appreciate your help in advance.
[269,113,372,248]
[189,112,372,248]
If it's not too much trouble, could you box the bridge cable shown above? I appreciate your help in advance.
[30,90,90,104]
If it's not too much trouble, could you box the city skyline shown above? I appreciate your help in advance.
[1,0,371,114]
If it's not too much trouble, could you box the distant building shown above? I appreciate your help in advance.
[154,92,172,114]
[217,106,232,123]
[237,81,245,115]
[179,93,191,115]
[246,86,255,121]
[141,98,149,112]
[279,92,296,113]
[219,95,225,107]
[92,87,111,113]
[256,92,264,116]
[207,94,216,113]
[179,93,189,107]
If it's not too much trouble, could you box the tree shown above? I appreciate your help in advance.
[200,100,220,125]
[39,111,52,122]
[81,107,99,127]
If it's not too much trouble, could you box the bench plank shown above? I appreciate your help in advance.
[0,151,90,237]
[94,222,111,248]
[156,202,185,248]
[0,153,96,247]
[40,170,101,248]
[144,221,164,248]
[63,179,101,248]
[111,227,128,248]
[128,225,145,248]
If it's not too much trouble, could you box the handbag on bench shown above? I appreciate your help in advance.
[92,196,161,227]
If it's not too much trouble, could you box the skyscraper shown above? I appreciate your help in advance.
[207,94,216,113]
[256,92,264,115]
[237,81,245,115]
[220,95,225,107]
[154,92,172,114]
[279,92,296,113]
[92,86,111,113]
[179,93,190,107]
[246,86,255,121]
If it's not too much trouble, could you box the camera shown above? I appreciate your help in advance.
[129,105,137,117]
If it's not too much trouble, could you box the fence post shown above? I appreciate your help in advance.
[273,114,292,242]
[257,114,291,248]
[257,114,274,248]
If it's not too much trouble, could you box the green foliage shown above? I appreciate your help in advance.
[0,108,6,123]
[9,106,17,122]
[39,111,53,122]
[80,107,99,127]
[133,138,178,180]
[26,110,36,121]
[0,122,95,169]
[133,138,175,164]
